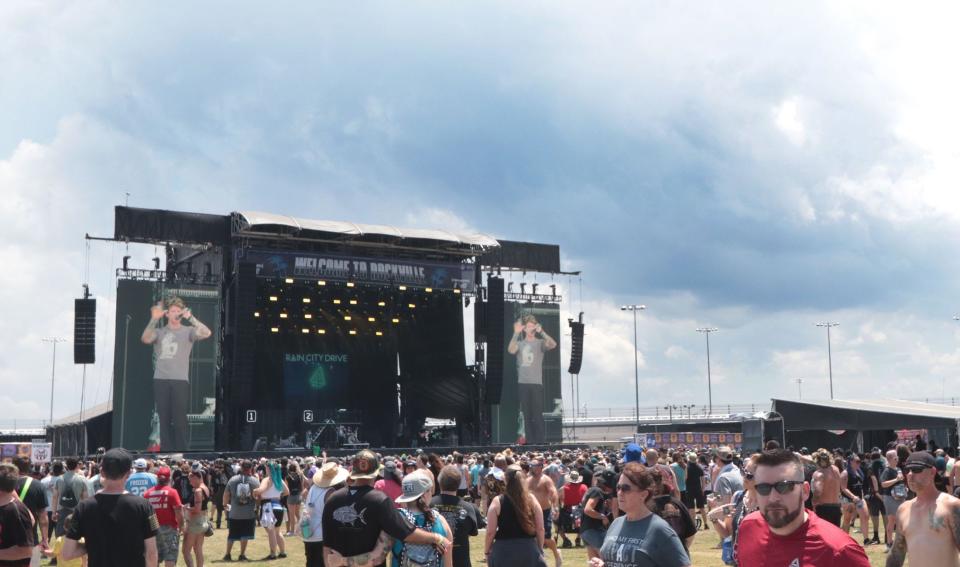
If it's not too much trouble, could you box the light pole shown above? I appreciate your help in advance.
[696,327,718,414]
[795,378,803,400]
[816,322,839,399]
[42,337,68,424]
[621,305,646,431]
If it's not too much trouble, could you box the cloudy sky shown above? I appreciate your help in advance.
[3,2,960,423]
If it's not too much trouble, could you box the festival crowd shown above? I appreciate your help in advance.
[1,434,959,566]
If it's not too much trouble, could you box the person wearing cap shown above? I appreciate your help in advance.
[323,450,450,567]
[62,448,160,567]
[886,451,960,567]
[713,447,743,507]
[734,450,869,567]
[558,470,586,548]
[127,458,159,498]
[375,459,404,509]
[144,467,184,567]
[222,460,260,562]
[302,462,350,567]
[392,471,453,567]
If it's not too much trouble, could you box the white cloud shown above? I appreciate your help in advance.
[774,97,807,146]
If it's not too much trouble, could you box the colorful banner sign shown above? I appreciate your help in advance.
[239,249,476,292]
[0,443,37,463]
[643,432,743,451]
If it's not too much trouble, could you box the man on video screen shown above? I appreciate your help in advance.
[508,314,557,444]
[141,296,211,450]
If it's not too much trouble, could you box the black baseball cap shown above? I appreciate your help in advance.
[905,452,936,469]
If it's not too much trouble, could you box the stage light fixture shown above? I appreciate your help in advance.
[507,282,514,292]
[392,318,400,324]
[349,299,358,305]
[269,296,278,302]
[333,299,342,305]
[349,329,357,335]
[280,313,288,319]
[453,288,461,294]
[367,317,376,322]
[425,287,433,293]
[302,328,310,334]
[550,284,557,296]
[375,331,383,336]
[520,283,527,294]
[304,313,313,319]
[285,277,294,284]
[317,280,326,286]
[302,298,311,303]
[254,311,260,318]
[344,315,352,321]
[271,327,279,333]
[318,329,326,334]
[408,303,416,309]
[532,283,539,294]
[399,285,407,291]
[153,257,160,270]
[347,282,355,288]
[378,301,386,307]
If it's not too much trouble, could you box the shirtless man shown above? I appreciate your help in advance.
[527,458,562,567]
[886,451,960,567]
[811,449,843,527]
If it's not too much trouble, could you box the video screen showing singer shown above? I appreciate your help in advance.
[507,314,557,444]
[140,297,211,450]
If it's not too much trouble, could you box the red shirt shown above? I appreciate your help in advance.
[735,509,870,567]
[562,482,587,507]
[144,484,183,528]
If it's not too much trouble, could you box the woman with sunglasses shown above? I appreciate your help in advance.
[588,463,690,567]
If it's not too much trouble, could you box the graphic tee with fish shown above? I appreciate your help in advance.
[322,485,417,557]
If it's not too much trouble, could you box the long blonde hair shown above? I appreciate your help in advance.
[504,465,536,536]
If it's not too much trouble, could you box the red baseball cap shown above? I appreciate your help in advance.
[156,466,172,479]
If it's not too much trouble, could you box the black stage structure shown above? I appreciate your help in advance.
[107,207,568,453]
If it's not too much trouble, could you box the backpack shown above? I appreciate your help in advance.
[236,476,253,505]
[59,477,79,510]
[398,509,441,567]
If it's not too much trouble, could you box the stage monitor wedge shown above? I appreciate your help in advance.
[74,298,96,364]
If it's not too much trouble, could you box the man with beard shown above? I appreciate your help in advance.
[885,452,960,567]
[811,448,843,527]
[734,450,869,567]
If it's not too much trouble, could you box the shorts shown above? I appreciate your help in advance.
[261,503,285,528]
[542,508,553,539]
[187,513,210,535]
[867,495,884,516]
[558,507,576,533]
[580,528,606,549]
[686,490,706,509]
[157,525,181,562]
[815,503,842,527]
[228,518,256,542]
[882,496,902,517]
[288,494,302,506]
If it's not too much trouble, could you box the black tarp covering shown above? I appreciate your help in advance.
[773,399,959,430]
[480,240,561,273]
[115,206,230,245]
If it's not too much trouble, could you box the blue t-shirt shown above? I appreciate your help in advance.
[126,472,158,497]
[470,465,481,487]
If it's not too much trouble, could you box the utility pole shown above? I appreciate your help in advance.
[696,327,718,414]
[816,322,839,399]
[42,337,68,424]
[795,378,803,400]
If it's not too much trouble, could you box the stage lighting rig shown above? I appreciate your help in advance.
[122,255,131,270]
[153,257,160,270]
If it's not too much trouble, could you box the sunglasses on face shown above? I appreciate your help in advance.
[755,480,803,496]
[905,466,930,474]
[616,483,640,493]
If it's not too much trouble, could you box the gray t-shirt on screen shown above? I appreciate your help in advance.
[226,474,261,520]
[516,338,546,385]
[153,325,198,381]
[600,514,690,567]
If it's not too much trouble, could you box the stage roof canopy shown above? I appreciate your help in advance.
[772,398,960,431]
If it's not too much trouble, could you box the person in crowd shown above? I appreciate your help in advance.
[839,454,870,544]
[708,454,759,565]
[864,449,885,545]
[254,462,289,561]
[144,466,184,567]
[432,465,481,567]
[208,460,228,530]
[52,458,89,538]
[526,458,562,567]
[127,458,159,497]
[558,470,586,548]
[683,453,708,531]
[669,454,687,512]
[393,471,453,567]
[886,451,960,567]
[41,461,63,544]
[734,449,870,567]
[302,462,348,567]
[580,469,618,560]
[183,470,211,567]
[485,464,546,567]
[588,462,690,567]
[322,449,449,567]
[648,468,697,551]
[811,448,843,527]
[880,449,907,552]
[12,455,48,562]
[482,468,507,518]
[641,448,680,501]
[222,460,260,562]
[62,448,160,567]
[713,447,743,506]
[375,459,404,508]
[0,463,35,567]
[285,461,305,536]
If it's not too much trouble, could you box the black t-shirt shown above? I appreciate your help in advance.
[172,472,192,504]
[684,463,704,494]
[287,474,303,497]
[322,486,415,557]
[0,499,34,567]
[580,486,612,532]
[880,466,901,496]
[15,477,46,545]
[431,494,480,567]
[65,493,159,567]
[578,466,594,488]
[651,495,696,549]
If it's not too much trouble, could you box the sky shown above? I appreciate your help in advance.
[3,2,960,423]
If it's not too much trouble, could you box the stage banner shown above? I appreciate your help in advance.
[493,301,562,445]
[30,443,52,464]
[643,432,743,451]
[239,249,476,292]
[0,443,32,462]
[111,279,220,452]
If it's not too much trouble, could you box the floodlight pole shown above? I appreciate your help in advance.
[621,305,646,431]
[42,337,68,424]
[816,322,839,399]
[696,327,718,414]
[795,378,803,400]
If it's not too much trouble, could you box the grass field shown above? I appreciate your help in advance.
[147,522,894,566]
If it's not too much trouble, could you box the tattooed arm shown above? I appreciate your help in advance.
[885,532,907,567]
[951,501,960,552]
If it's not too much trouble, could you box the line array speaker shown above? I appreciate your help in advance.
[567,320,584,374]
[74,298,96,364]
[484,277,505,404]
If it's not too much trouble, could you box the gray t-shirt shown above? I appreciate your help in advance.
[715,464,744,499]
[516,338,546,385]
[226,474,261,520]
[153,325,198,381]
[600,514,690,567]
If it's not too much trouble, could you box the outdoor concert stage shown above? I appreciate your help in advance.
[98,207,569,455]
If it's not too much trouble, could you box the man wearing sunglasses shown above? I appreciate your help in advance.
[886,451,960,567]
[735,450,870,567]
